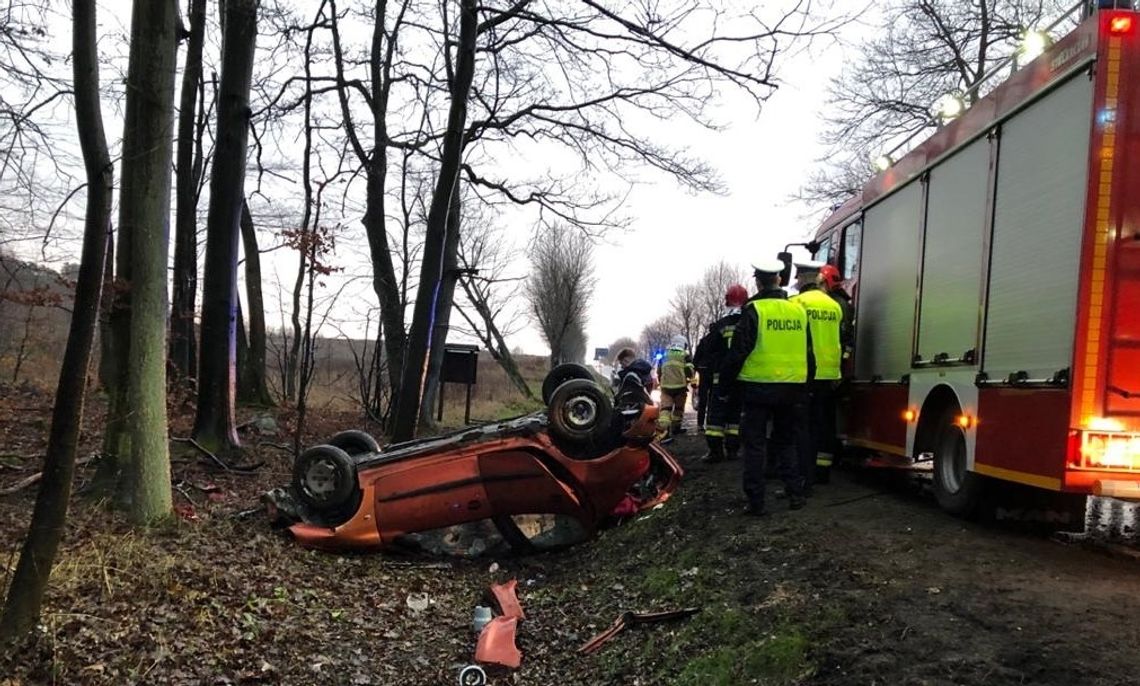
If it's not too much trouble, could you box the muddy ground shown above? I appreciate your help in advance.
[2,386,1140,685]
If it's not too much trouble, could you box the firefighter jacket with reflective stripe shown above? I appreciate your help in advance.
[791,286,844,381]
[694,311,741,383]
[829,287,855,360]
[735,297,808,384]
[658,349,693,390]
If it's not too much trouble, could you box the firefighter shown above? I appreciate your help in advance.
[656,335,694,438]
[819,264,854,359]
[696,284,749,463]
[692,332,714,432]
[719,259,810,515]
[791,261,845,489]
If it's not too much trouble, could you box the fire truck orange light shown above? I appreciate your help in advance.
[954,414,976,429]
[1109,16,1134,34]
[903,409,917,423]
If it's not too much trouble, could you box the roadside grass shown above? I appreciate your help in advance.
[3,358,834,685]
[562,459,834,686]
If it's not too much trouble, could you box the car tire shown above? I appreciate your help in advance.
[542,363,596,406]
[293,444,358,511]
[328,429,381,457]
[547,379,614,445]
[931,413,986,517]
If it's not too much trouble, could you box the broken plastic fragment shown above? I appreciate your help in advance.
[490,579,525,620]
[475,616,521,669]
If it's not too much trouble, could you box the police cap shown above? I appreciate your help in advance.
[794,259,826,276]
[752,258,785,276]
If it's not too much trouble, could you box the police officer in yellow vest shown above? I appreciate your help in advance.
[791,261,845,491]
[656,335,694,438]
[718,259,810,515]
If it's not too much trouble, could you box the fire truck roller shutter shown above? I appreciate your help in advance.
[982,73,1094,380]
[917,137,992,363]
[855,181,924,380]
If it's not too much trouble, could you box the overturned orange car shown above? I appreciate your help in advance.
[265,365,683,553]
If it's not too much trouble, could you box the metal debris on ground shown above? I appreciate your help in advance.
[458,664,487,686]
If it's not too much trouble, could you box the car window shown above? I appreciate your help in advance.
[842,220,862,280]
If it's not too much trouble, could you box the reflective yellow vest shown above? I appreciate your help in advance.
[791,288,844,381]
[660,349,691,390]
[738,299,808,384]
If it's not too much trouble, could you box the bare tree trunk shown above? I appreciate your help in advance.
[236,297,248,376]
[122,0,179,523]
[10,305,34,384]
[192,0,258,453]
[0,0,113,643]
[286,9,319,405]
[96,232,115,391]
[419,187,462,430]
[97,212,132,494]
[328,0,407,411]
[390,0,477,442]
[287,226,305,403]
[238,200,273,405]
[294,233,319,455]
[455,296,534,400]
[169,0,207,380]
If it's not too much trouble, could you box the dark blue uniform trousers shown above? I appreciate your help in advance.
[740,383,809,509]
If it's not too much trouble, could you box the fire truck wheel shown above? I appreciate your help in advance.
[932,420,985,517]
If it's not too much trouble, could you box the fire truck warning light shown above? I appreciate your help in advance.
[1109,16,1134,35]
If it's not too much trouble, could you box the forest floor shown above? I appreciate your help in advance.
[3,382,1140,685]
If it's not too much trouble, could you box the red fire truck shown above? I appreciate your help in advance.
[813,7,1140,516]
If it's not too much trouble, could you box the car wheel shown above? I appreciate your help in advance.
[293,444,358,511]
[547,379,614,445]
[328,429,381,457]
[932,415,986,517]
[542,363,596,406]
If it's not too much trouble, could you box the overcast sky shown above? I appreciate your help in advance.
[576,43,847,358]
[505,14,853,360]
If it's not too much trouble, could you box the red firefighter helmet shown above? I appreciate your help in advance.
[819,264,842,289]
[724,284,748,308]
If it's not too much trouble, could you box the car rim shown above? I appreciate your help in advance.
[565,394,598,429]
[939,426,967,494]
[303,457,340,501]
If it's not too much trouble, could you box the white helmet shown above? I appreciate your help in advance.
[669,335,687,350]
